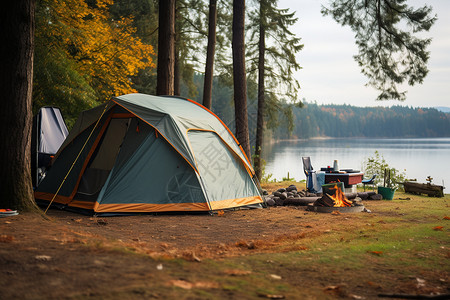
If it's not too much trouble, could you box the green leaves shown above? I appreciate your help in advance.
[363,150,406,189]
[322,0,436,101]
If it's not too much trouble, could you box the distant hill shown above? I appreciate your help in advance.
[434,106,450,113]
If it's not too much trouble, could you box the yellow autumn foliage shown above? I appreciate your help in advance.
[42,0,155,100]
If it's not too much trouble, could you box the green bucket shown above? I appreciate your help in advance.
[378,186,396,200]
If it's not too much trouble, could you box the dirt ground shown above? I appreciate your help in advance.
[1,192,449,299]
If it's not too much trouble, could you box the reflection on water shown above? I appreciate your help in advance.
[262,138,450,187]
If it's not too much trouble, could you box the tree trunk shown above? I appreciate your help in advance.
[254,1,266,180]
[174,2,180,96]
[0,0,39,211]
[174,32,180,96]
[156,0,175,95]
[232,0,251,159]
[202,0,217,109]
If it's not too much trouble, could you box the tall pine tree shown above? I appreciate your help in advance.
[0,0,39,211]
[322,0,436,100]
[248,0,303,179]
[232,0,251,159]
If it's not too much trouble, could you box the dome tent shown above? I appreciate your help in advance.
[35,94,263,214]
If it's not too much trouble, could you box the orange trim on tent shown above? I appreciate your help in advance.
[185,98,254,171]
[34,192,72,204]
[35,192,97,210]
[65,200,96,210]
[111,99,199,174]
[94,201,210,213]
[35,193,97,210]
[208,196,263,211]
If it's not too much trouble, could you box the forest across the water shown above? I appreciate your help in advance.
[276,103,450,139]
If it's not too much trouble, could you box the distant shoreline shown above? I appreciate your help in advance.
[268,136,450,144]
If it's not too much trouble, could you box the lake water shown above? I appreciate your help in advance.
[262,138,450,187]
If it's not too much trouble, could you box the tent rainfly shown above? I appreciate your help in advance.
[35,94,263,214]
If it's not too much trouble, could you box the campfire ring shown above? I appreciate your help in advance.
[306,204,365,213]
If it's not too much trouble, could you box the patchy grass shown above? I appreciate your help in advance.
[95,191,449,299]
[2,184,449,299]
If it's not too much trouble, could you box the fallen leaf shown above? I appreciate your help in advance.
[170,280,192,289]
[257,293,285,299]
[156,264,163,270]
[331,211,341,215]
[416,277,426,288]
[224,269,252,276]
[96,219,108,226]
[217,210,224,216]
[35,255,52,261]
[169,280,219,289]
[193,281,219,289]
[0,235,14,243]
[236,240,256,249]
[4,221,12,224]
[367,251,383,256]
[182,251,201,262]
[444,216,450,220]
[433,226,443,231]
[270,274,282,280]
[324,285,348,297]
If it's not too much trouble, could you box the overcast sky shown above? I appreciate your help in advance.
[278,0,450,108]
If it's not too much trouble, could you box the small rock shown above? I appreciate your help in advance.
[262,189,269,195]
[286,185,297,192]
[273,191,282,197]
[280,192,288,200]
[266,199,276,206]
[369,194,383,200]
[297,190,306,197]
[277,188,286,193]
[274,198,285,206]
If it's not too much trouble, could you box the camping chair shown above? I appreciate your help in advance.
[362,174,377,191]
[302,157,317,193]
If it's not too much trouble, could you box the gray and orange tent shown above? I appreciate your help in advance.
[35,94,263,214]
